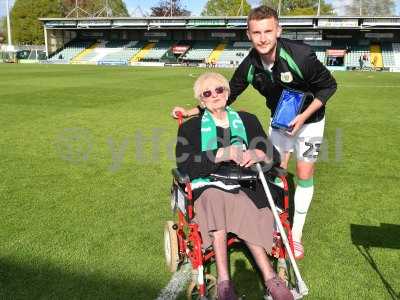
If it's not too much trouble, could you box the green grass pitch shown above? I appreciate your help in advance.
[0,64,399,299]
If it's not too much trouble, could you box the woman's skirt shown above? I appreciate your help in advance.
[193,187,274,252]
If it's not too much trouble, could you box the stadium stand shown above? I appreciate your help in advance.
[381,43,396,67]
[313,46,327,64]
[216,42,251,66]
[98,41,144,65]
[392,43,400,67]
[141,40,173,61]
[131,42,156,62]
[345,45,371,68]
[181,41,217,62]
[44,39,400,70]
[48,41,94,63]
[72,41,102,64]
[39,15,400,72]
[370,44,383,68]
[208,43,227,63]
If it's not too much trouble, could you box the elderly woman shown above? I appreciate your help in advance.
[175,72,293,300]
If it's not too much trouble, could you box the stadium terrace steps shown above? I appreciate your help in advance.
[48,41,94,63]
[370,44,383,68]
[131,42,156,62]
[141,41,173,61]
[70,42,100,64]
[393,43,400,67]
[73,41,110,64]
[208,43,227,63]
[46,40,400,69]
[99,41,144,64]
[70,41,144,65]
[381,43,395,67]
[345,45,370,68]
[216,42,251,65]
[182,41,217,61]
[313,47,327,64]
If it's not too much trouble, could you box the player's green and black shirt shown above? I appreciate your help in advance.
[228,38,337,124]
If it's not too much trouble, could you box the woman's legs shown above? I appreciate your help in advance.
[245,241,275,283]
[212,229,238,300]
[212,229,229,282]
[246,241,294,300]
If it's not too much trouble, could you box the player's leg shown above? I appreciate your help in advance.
[291,118,325,259]
[291,160,315,259]
[268,125,295,187]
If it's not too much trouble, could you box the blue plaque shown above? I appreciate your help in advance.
[271,89,306,131]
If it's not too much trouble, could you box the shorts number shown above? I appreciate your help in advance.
[303,142,321,159]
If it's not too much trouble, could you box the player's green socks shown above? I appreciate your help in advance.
[292,177,314,243]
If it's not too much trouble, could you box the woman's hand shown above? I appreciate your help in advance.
[215,146,244,164]
[240,149,270,168]
[171,106,188,119]
[171,106,201,119]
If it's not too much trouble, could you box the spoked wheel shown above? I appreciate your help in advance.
[277,258,288,283]
[164,220,179,272]
[186,274,217,300]
[275,259,304,300]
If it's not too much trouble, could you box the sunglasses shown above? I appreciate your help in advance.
[202,86,225,98]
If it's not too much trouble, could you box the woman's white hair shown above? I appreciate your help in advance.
[193,72,230,100]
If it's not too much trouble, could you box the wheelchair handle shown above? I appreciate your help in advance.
[176,111,183,127]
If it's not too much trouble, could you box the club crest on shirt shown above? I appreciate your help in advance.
[280,72,293,83]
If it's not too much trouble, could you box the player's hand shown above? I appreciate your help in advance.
[240,149,267,167]
[171,106,188,119]
[287,114,306,136]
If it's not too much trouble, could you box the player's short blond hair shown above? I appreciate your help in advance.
[247,5,279,27]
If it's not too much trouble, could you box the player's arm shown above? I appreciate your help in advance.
[288,47,337,135]
[227,59,250,106]
[303,47,337,106]
[288,98,324,135]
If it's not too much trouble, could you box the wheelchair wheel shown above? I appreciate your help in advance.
[164,220,179,272]
[277,258,288,283]
[186,273,217,300]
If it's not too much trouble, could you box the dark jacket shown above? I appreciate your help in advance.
[175,111,281,209]
[228,38,337,124]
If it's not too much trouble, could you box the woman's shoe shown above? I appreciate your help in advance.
[217,280,238,300]
[265,277,294,300]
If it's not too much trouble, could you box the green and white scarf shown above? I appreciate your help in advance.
[192,106,248,189]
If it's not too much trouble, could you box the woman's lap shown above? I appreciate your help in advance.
[193,188,274,252]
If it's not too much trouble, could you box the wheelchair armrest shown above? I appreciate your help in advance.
[171,168,191,184]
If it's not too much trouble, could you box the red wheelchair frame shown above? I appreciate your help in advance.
[164,113,296,299]
[165,167,295,299]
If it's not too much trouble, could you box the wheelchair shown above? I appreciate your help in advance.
[164,163,299,299]
[164,113,307,299]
